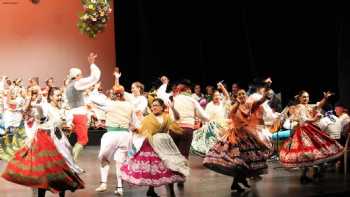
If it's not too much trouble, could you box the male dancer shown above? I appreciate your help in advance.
[65,52,101,161]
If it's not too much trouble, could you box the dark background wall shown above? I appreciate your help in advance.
[114,2,347,107]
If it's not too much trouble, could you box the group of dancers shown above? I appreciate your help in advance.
[0,52,349,196]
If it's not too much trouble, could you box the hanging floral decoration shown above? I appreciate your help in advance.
[77,0,112,38]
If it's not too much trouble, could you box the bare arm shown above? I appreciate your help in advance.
[217,82,230,101]
[170,102,180,121]
[113,68,134,100]
[298,104,321,123]
[252,91,268,111]
[316,91,333,109]
[229,101,240,117]
[113,67,121,86]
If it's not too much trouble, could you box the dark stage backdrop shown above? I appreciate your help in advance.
[337,14,350,109]
[114,3,342,106]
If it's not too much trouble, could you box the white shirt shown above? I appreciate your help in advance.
[90,94,134,128]
[205,100,230,121]
[157,84,172,104]
[339,113,350,129]
[73,64,101,91]
[318,115,342,139]
[174,94,209,128]
[124,93,148,114]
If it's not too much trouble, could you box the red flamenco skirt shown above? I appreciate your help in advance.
[280,123,344,168]
[121,140,184,187]
[1,129,84,193]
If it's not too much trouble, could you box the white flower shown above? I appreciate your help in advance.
[82,14,89,20]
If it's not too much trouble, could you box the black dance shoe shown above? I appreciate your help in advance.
[146,189,160,197]
[239,178,251,188]
[231,181,245,192]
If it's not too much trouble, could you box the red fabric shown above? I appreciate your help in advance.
[280,123,344,168]
[9,104,16,110]
[121,140,184,186]
[73,115,88,145]
[1,129,84,192]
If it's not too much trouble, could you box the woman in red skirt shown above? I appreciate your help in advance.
[279,90,344,183]
[1,88,84,197]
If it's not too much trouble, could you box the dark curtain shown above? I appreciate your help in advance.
[114,3,338,105]
[337,15,350,109]
[114,1,197,89]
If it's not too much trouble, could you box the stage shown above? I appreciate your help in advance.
[0,146,349,197]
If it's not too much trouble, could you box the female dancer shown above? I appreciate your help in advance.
[121,98,189,197]
[2,87,84,197]
[113,69,148,156]
[279,90,344,183]
[204,89,270,192]
[191,82,231,156]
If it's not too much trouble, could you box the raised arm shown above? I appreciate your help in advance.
[74,53,101,91]
[113,68,133,100]
[252,89,268,111]
[113,67,121,86]
[316,91,333,109]
[217,82,230,101]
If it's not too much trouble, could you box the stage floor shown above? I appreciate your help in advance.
[0,146,349,197]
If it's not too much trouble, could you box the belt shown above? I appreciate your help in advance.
[107,127,128,132]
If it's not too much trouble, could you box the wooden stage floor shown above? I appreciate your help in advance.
[0,146,349,197]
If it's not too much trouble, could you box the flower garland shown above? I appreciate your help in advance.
[77,0,112,38]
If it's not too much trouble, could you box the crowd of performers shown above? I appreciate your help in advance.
[0,53,349,196]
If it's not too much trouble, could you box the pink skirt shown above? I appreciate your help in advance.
[121,140,184,187]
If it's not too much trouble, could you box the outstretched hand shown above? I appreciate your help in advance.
[264,77,272,84]
[88,52,98,65]
[323,91,334,99]
[113,71,122,79]
[217,82,224,90]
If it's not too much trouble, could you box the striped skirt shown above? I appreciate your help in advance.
[1,129,84,193]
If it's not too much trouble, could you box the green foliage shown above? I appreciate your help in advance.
[77,0,112,38]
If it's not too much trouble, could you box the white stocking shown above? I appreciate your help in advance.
[100,164,110,183]
[116,162,123,191]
